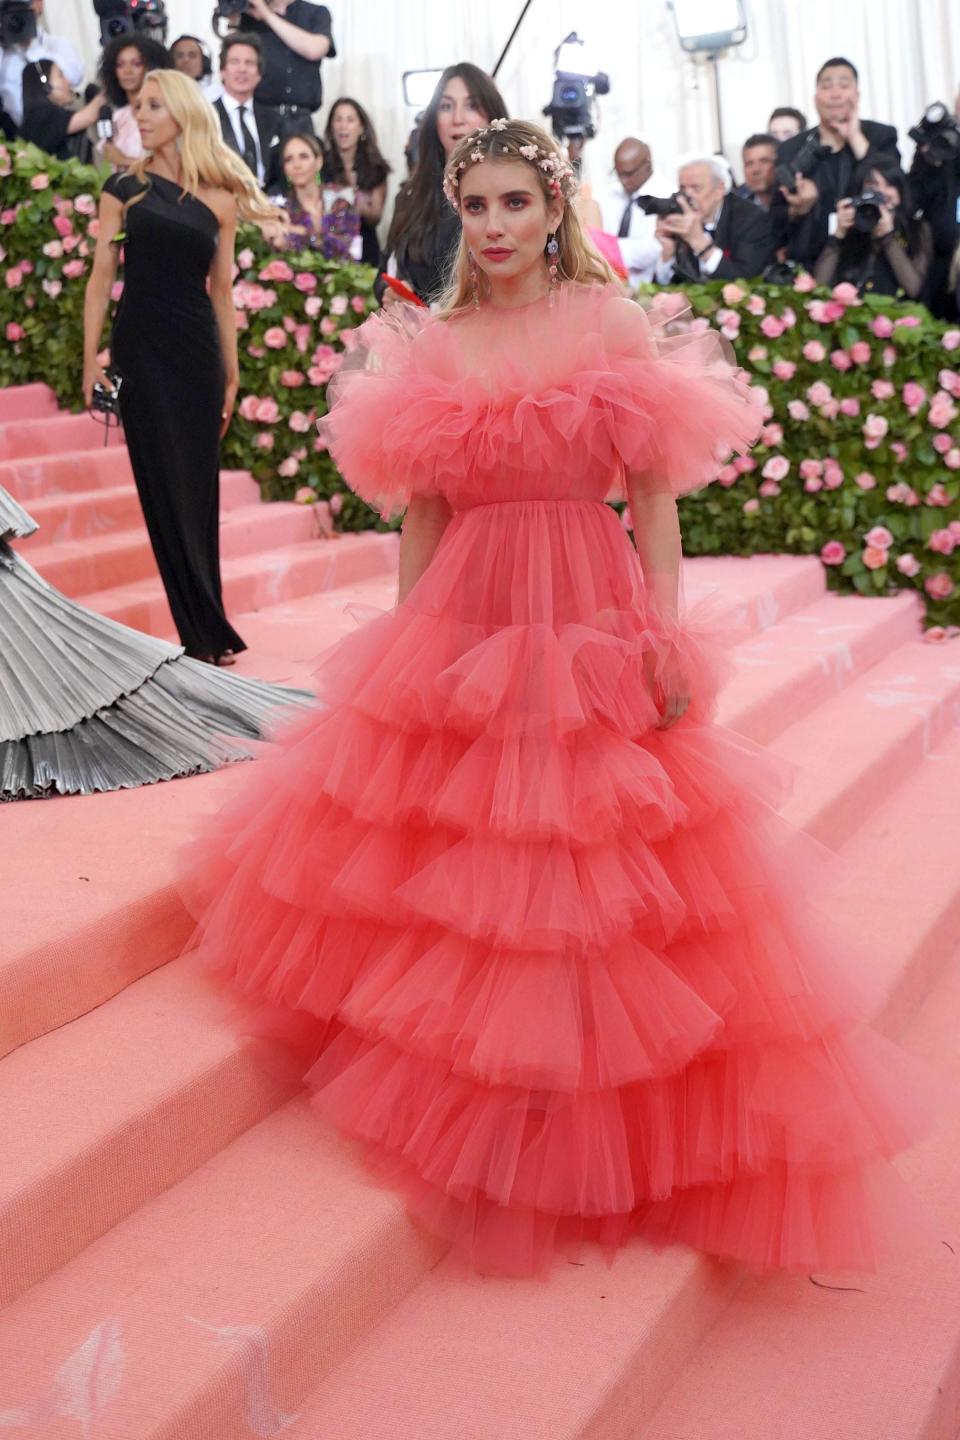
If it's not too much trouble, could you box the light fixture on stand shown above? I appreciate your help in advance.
[667,0,748,154]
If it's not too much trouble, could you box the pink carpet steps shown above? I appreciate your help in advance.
[1,382,959,1439]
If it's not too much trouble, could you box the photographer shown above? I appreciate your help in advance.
[20,58,104,160]
[0,1,83,129]
[234,0,334,133]
[813,156,931,300]
[774,57,899,268]
[909,102,960,319]
[652,154,775,283]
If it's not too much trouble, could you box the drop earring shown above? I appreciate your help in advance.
[546,233,560,301]
[468,249,480,309]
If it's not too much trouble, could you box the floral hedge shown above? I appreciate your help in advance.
[2,141,959,625]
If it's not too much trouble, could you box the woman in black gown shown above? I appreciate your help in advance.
[83,69,278,665]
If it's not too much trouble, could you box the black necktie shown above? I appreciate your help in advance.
[238,104,258,177]
[618,196,636,238]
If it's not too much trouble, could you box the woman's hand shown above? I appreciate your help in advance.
[83,358,113,409]
[834,197,855,238]
[220,376,238,439]
[874,201,896,239]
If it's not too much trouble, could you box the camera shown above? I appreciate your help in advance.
[212,0,248,36]
[850,188,886,234]
[909,102,960,168]
[775,130,832,193]
[93,0,167,46]
[0,1,38,49]
[543,31,609,142]
[91,374,123,417]
[637,192,688,218]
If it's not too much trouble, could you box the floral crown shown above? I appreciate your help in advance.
[442,118,579,211]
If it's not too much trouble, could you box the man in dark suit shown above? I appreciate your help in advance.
[773,57,899,267]
[213,32,283,191]
[653,155,776,283]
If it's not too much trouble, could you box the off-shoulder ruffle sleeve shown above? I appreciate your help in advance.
[599,293,764,498]
[321,304,447,520]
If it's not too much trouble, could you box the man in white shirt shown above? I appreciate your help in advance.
[0,0,84,128]
[212,32,282,190]
[653,153,776,284]
[599,137,673,288]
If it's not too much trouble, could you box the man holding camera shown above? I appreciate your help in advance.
[909,101,960,319]
[230,0,335,133]
[652,154,776,284]
[774,57,899,268]
[0,0,83,129]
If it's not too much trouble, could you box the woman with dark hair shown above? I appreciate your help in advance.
[322,97,390,268]
[169,33,220,101]
[382,62,508,305]
[814,155,933,299]
[96,33,172,170]
[19,60,104,162]
[268,130,359,261]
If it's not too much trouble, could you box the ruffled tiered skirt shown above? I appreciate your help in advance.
[184,497,939,1276]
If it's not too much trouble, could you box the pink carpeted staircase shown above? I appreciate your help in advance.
[1,383,959,1440]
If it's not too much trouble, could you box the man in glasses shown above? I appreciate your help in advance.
[599,136,670,288]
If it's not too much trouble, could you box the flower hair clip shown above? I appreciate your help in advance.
[442,129,579,210]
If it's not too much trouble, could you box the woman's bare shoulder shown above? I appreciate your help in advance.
[198,186,238,225]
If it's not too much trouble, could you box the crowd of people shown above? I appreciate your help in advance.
[1,4,960,319]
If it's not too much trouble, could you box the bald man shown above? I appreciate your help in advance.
[600,137,672,287]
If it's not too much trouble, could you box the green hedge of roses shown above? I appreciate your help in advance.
[1,141,958,628]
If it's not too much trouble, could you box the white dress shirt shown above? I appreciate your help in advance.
[654,197,726,285]
[599,170,672,287]
[0,29,84,126]
[220,90,264,184]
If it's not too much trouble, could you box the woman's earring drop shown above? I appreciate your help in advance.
[468,250,480,309]
[547,234,560,300]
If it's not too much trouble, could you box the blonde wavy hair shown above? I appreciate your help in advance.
[127,69,279,225]
[437,119,618,316]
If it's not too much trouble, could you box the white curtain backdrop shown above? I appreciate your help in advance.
[43,0,960,211]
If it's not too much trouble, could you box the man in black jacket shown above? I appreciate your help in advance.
[213,32,283,191]
[774,57,899,267]
[653,154,775,283]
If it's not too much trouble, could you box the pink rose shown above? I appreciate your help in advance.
[928,528,957,555]
[942,329,960,352]
[277,456,300,478]
[320,316,338,336]
[747,345,768,364]
[787,399,810,422]
[862,413,888,441]
[854,471,876,490]
[760,314,785,339]
[734,455,756,473]
[946,449,960,470]
[862,546,888,571]
[928,393,958,428]
[329,492,343,515]
[831,281,860,306]
[42,240,63,259]
[902,381,926,412]
[799,458,822,480]
[890,441,907,463]
[781,307,797,329]
[883,345,897,367]
[53,214,74,238]
[839,397,860,417]
[294,272,318,293]
[803,340,826,363]
[263,327,287,349]
[926,484,950,507]
[255,397,280,423]
[238,395,261,421]
[282,315,297,333]
[938,368,960,396]
[823,463,844,489]
[330,294,349,315]
[761,455,790,481]
[871,314,894,339]
[804,476,823,492]
[351,295,367,313]
[793,271,817,292]
[760,423,783,447]
[742,498,760,514]
[820,399,840,420]
[5,321,25,341]
[720,319,740,341]
[716,464,739,486]
[61,233,79,253]
[86,219,99,239]
[772,359,797,381]
[830,348,852,372]
[746,294,766,315]
[254,431,275,450]
[235,309,249,330]
[41,278,62,298]
[237,247,254,270]
[924,573,954,599]
[280,369,305,387]
[304,295,322,318]
[896,553,921,577]
[0,208,17,225]
[758,479,781,497]
[894,314,921,329]
[721,282,745,304]
[865,525,894,550]
[30,172,50,191]
[62,259,85,279]
[5,266,22,289]
[313,433,329,452]
[294,323,311,353]
[751,383,769,407]
[849,341,871,364]
[259,259,294,283]
[288,410,312,433]
[871,379,894,400]
[74,193,96,216]
[294,485,315,504]
[820,541,845,565]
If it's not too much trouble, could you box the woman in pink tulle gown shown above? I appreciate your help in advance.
[184,119,939,1278]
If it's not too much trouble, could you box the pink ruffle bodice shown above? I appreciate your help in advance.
[322,285,763,519]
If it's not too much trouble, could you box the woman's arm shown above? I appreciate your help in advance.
[355,182,386,225]
[626,482,689,728]
[397,494,452,603]
[82,190,123,406]
[66,91,106,136]
[208,198,240,438]
[876,222,932,299]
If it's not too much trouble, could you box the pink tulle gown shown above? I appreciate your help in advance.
[184,285,939,1278]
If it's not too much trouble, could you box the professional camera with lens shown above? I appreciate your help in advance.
[542,31,609,142]
[909,102,960,168]
[637,192,687,218]
[212,0,248,36]
[849,188,886,234]
[0,0,38,49]
[775,130,832,193]
[93,0,167,46]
